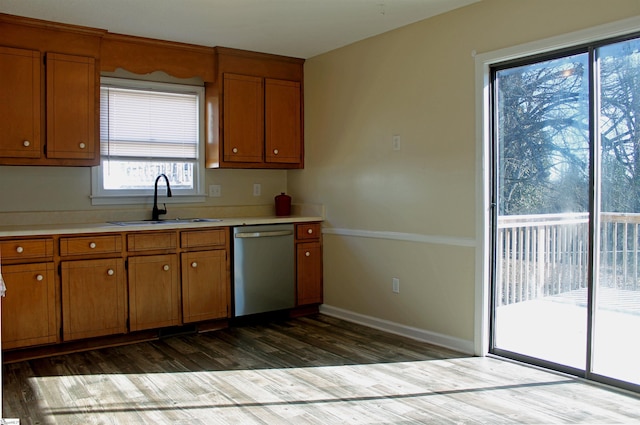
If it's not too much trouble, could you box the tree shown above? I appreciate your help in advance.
[497,55,590,215]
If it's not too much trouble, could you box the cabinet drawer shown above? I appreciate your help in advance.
[181,228,227,248]
[127,232,177,252]
[296,223,321,240]
[60,235,122,256]
[0,238,53,261]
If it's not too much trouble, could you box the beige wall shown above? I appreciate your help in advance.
[291,0,640,347]
[0,165,287,215]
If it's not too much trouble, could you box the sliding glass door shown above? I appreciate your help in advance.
[491,35,640,390]
[592,38,640,386]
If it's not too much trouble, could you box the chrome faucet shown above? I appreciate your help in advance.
[152,174,172,221]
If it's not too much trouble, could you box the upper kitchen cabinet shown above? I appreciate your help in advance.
[0,46,41,159]
[46,53,97,161]
[0,13,103,166]
[206,47,305,169]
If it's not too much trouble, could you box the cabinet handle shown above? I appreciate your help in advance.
[16,246,24,253]
[273,149,279,155]
[191,262,198,268]
[163,264,170,271]
[107,269,115,276]
[232,147,238,153]
[23,140,30,147]
[89,242,97,249]
[307,228,313,234]
[36,274,44,281]
[305,251,311,257]
[79,142,86,149]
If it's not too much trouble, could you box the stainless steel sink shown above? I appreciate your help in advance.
[108,218,222,226]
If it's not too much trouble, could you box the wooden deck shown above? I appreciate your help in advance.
[4,314,640,424]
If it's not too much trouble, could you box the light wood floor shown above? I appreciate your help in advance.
[3,314,640,424]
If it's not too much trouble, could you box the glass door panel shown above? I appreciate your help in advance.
[593,38,640,385]
[493,52,590,370]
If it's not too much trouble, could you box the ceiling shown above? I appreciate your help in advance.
[0,0,479,58]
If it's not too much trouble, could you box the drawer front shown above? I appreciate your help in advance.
[60,235,122,256]
[181,228,227,248]
[296,222,321,241]
[0,238,53,261]
[127,232,177,252]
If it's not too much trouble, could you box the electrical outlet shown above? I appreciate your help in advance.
[392,277,400,293]
[253,183,261,197]
[209,184,221,197]
[392,134,401,151]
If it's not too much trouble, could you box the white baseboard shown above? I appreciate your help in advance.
[320,304,475,355]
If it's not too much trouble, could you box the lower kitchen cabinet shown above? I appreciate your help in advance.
[1,262,57,349]
[128,254,181,331]
[295,222,323,306]
[181,250,229,322]
[296,242,323,305]
[61,258,127,341]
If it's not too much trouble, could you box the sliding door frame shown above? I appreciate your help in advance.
[474,16,640,393]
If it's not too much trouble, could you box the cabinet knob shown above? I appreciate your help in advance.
[89,242,97,249]
[23,140,30,147]
[16,246,24,253]
[191,262,198,268]
[79,142,86,149]
[107,269,115,276]
[307,228,313,234]
[305,251,311,257]
[273,149,279,155]
[163,264,170,271]
[36,274,44,281]
[232,147,238,153]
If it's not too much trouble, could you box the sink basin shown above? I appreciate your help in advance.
[108,218,222,226]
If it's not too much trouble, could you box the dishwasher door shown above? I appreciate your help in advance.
[233,223,295,317]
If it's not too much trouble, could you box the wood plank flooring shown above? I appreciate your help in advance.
[4,314,640,424]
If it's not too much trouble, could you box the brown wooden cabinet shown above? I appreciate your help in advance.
[61,258,127,341]
[221,73,302,166]
[181,250,228,322]
[46,52,97,162]
[180,228,230,322]
[128,254,181,331]
[206,47,304,169]
[0,237,57,350]
[295,222,323,306]
[0,14,102,166]
[265,78,302,165]
[1,262,57,350]
[0,46,41,159]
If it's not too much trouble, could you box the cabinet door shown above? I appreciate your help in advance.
[265,79,302,164]
[61,258,126,341]
[1,263,57,349]
[0,46,41,159]
[181,250,228,322]
[46,52,96,161]
[223,73,264,163]
[128,254,181,331]
[296,242,323,305]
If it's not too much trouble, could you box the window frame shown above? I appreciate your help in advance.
[91,77,206,206]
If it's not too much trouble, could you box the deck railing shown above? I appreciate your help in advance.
[496,212,640,306]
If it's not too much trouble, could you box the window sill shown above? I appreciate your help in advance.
[90,194,206,206]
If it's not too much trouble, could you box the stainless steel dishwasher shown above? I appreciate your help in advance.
[233,223,295,317]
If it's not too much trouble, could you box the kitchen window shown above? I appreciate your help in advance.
[91,77,205,205]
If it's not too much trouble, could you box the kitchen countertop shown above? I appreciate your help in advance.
[0,215,323,237]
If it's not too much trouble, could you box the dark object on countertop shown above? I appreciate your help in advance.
[275,192,291,216]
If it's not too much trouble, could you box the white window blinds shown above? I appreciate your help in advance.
[100,85,199,160]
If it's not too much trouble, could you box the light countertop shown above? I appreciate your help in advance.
[0,215,323,237]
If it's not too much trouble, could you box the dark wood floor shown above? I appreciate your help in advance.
[4,314,640,424]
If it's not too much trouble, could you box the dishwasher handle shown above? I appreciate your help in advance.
[235,230,293,238]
